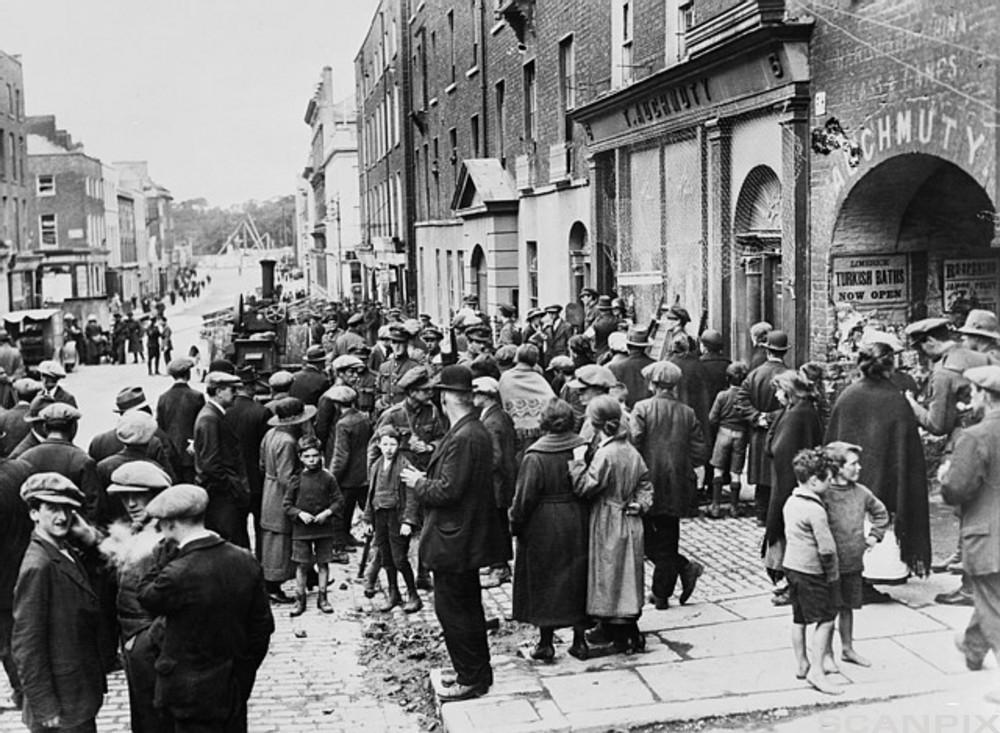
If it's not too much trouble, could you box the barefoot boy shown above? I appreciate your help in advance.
[782,447,842,695]
[822,442,889,670]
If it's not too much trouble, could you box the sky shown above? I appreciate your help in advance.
[0,0,379,207]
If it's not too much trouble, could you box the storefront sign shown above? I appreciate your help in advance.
[943,258,1000,313]
[619,79,712,131]
[831,255,908,306]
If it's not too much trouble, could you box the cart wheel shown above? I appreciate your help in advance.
[263,304,286,324]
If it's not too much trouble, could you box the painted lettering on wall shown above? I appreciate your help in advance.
[621,79,712,130]
[831,254,908,306]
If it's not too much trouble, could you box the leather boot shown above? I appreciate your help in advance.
[289,593,306,618]
[568,627,589,660]
[402,591,423,614]
[729,482,743,517]
[317,591,333,614]
[380,577,402,612]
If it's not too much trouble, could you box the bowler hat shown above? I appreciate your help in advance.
[114,386,149,414]
[20,472,85,508]
[700,329,724,350]
[267,397,317,427]
[146,484,209,520]
[432,364,474,392]
[596,295,614,311]
[958,309,1000,341]
[764,330,790,352]
[107,461,171,495]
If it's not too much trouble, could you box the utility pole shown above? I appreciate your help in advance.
[333,193,343,301]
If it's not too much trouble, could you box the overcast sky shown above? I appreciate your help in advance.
[0,0,378,207]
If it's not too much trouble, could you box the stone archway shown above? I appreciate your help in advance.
[470,244,487,305]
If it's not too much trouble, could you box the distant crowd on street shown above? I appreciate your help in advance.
[0,284,999,731]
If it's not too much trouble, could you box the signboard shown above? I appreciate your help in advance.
[831,254,908,307]
[943,258,1000,313]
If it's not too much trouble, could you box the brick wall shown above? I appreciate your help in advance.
[28,153,104,248]
[0,50,30,252]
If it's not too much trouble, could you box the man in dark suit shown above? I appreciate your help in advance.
[224,370,271,554]
[139,484,274,731]
[608,328,655,409]
[543,305,573,364]
[88,386,177,480]
[0,456,34,710]
[401,365,507,701]
[156,357,205,484]
[194,372,251,548]
[288,346,330,406]
[37,360,77,408]
[0,378,41,458]
[13,473,106,731]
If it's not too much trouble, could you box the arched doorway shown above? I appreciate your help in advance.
[470,245,487,305]
[568,221,590,299]
[733,165,782,359]
[832,154,995,326]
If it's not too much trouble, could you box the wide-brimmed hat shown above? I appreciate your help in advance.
[267,397,317,427]
[764,330,790,352]
[431,364,473,392]
[958,309,1000,341]
[626,327,651,347]
[115,386,149,414]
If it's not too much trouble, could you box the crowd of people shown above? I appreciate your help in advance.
[0,288,999,730]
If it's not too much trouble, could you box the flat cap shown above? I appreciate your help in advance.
[567,364,617,390]
[376,424,401,440]
[37,360,66,379]
[40,402,82,424]
[20,472,85,507]
[325,385,357,404]
[167,357,195,376]
[825,441,863,460]
[421,326,444,341]
[268,370,295,390]
[208,359,236,374]
[397,366,432,391]
[498,303,516,318]
[377,325,392,339]
[24,394,55,422]
[331,354,364,371]
[116,411,158,446]
[660,304,691,324]
[145,484,209,520]
[544,304,563,314]
[859,328,903,354]
[388,325,411,342]
[546,355,576,372]
[107,461,172,495]
[965,365,1000,394]
[495,344,518,365]
[12,378,42,399]
[526,307,545,321]
[347,312,364,326]
[472,376,500,396]
[904,317,951,338]
[641,360,683,387]
[465,325,493,344]
[206,371,242,388]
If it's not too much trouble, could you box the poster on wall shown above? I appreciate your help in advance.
[943,258,1000,313]
[831,254,909,307]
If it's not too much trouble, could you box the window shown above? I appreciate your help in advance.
[678,1,693,60]
[523,61,536,143]
[37,174,55,196]
[526,241,539,307]
[470,0,479,68]
[559,35,576,142]
[40,214,57,247]
[0,128,5,181]
[449,128,458,184]
[495,81,506,165]
[14,89,20,121]
[8,133,15,181]
[5,85,11,117]
[613,0,634,87]
[470,115,480,157]
[622,0,634,84]
[448,11,456,84]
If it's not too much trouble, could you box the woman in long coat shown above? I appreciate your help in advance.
[572,395,653,654]
[259,398,315,597]
[825,342,930,576]
[764,370,823,589]
[510,399,589,661]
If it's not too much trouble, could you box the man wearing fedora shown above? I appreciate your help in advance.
[289,346,331,407]
[958,309,1000,364]
[586,296,620,358]
[400,365,507,701]
[608,327,655,409]
[737,330,791,525]
[194,372,252,549]
[88,387,177,480]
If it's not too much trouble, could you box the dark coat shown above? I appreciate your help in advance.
[700,353,731,408]
[368,398,446,472]
[480,403,517,509]
[0,402,31,457]
[412,412,509,571]
[765,399,823,549]
[590,313,619,355]
[668,353,712,436]
[737,358,788,485]
[156,382,205,471]
[88,427,176,482]
[826,376,930,573]
[194,402,249,506]
[331,408,372,489]
[13,535,106,728]
[48,385,78,408]
[545,319,573,363]
[631,393,707,517]
[363,454,419,526]
[8,429,41,459]
[608,351,654,408]
[0,458,34,611]
[21,439,102,523]
[288,365,330,407]
[224,395,271,502]
[138,535,274,723]
[510,432,589,628]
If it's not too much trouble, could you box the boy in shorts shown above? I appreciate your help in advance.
[782,447,842,695]
[822,442,889,669]
[284,436,344,616]
[706,361,749,518]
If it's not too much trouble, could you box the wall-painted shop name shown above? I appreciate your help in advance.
[621,79,712,129]
[831,255,908,305]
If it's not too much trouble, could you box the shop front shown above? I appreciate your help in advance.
[573,21,813,362]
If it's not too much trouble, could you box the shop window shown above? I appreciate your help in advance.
[40,214,57,247]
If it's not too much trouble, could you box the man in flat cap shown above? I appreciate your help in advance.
[940,365,1000,698]
[264,370,295,414]
[289,346,331,407]
[88,386,177,480]
[0,453,33,710]
[401,365,507,701]
[333,313,367,357]
[36,360,77,408]
[473,377,516,589]
[194,372,252,548]
[376,326,420,415]
[156,357,206,484]
[138,484,274,731]
[94,412,169,525]
[13,473,106,732]
[0,379,41,458]
[315,355,365,461]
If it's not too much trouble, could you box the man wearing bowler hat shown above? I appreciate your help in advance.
[737,330,791,525]
[156,357,206,484]
[194,372,252,548]
[138,484,273,732]
[401,365,507,700]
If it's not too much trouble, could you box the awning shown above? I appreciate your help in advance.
[3,308,61,324]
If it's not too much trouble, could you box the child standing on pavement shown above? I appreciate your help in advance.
[364,425,422,614]
[821,442,889,670]
[782,447,842,695]
[284,436,343,617]
[707,361,750,518]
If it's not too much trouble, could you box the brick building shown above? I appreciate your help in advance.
[356,0,415,305]
[115,161,174,296]
[0,50,35,310]
[26,116,109,302]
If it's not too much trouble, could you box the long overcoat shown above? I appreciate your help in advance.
[764,399,823,552]
[737,358,788,485]
[480,402,517,509]
[156,382,205,477]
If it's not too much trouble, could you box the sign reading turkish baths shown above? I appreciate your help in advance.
[831,254,908,306]
[943,258,1000,313]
